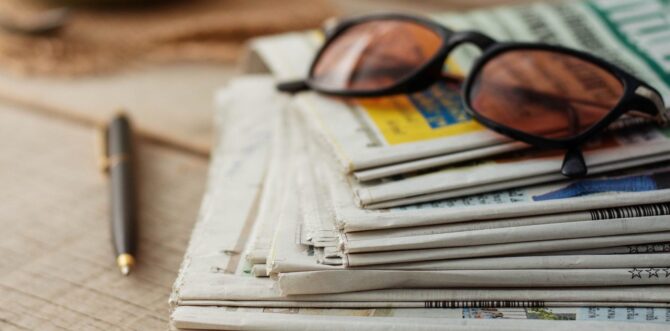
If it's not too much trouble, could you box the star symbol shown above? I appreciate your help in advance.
[663,268,670,278]
[646,268,659,278]
[629,268,643,279]
[629,246,639,253]
[646,244,656,253]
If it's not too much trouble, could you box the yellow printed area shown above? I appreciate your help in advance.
[312,29,480,145]
[358,57,482,145]
[309,30,325,43]
[359,95,484,145]
[446,57,465,76]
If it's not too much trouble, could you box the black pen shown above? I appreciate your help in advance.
[100,113,137,276]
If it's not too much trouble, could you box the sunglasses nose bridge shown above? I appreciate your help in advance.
[276,79,310,94]
[445,31,497,54]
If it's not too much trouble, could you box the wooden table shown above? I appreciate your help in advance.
[0,1,534,330]
[0,100,209,330]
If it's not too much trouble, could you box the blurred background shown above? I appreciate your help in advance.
[0,0,536,76]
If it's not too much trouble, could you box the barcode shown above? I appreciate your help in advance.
[424,301,545,308]
[590,203,670,220]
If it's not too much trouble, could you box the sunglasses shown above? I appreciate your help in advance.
[277,14,669,178]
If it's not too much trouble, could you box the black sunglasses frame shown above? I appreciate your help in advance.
[280,13,457,97]
[461,42,665,149]
[278,14,668,177]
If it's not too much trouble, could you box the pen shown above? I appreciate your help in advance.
[100,113,137,276]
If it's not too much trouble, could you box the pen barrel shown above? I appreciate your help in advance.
[107,116,136,257]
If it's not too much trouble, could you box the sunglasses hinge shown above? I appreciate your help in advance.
[634,86,668,125]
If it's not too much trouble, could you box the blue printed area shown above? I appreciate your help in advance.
[408,82,471,129]
[532,175,658,201]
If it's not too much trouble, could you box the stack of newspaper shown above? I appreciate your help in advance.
[171,1,670,330]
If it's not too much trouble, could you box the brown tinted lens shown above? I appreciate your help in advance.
[311,20,442,92]
[468,50,624,139]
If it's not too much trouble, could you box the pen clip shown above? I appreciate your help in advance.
[97,123,110,175]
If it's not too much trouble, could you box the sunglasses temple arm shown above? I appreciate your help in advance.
[446,31,497,52]
[276,79,310,93]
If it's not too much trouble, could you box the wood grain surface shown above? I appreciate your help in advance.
[0,104,208,330]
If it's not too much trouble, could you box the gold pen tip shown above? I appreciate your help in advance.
[116,253,135,276]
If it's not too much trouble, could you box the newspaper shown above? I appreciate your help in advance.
[284,110,670,263]
[353,119,670,183]
[363,153,670,209]
[275,173,670,268]
[171,76,670,330]
[290,98,670,232]
[292,85,515,172]
[278,268,670,295]
[343,203,670,242]
[344,232,670,267]
[243,115,290,267]
[342,215,670,253]
[171,78,670,330]
[185,165,670,312]
[172,306,670,331]
[351,127,670,208]
[247,0,670,178]
[298,142,670,249]
[268,109,670,270]
[266,156,341,274]
[170,76,280,309]
[547,243,670,256]
[370,254,670,270]
[325,165,670,232]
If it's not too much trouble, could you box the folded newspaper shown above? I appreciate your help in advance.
[172,0,670,329]
[170,76,670,330]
